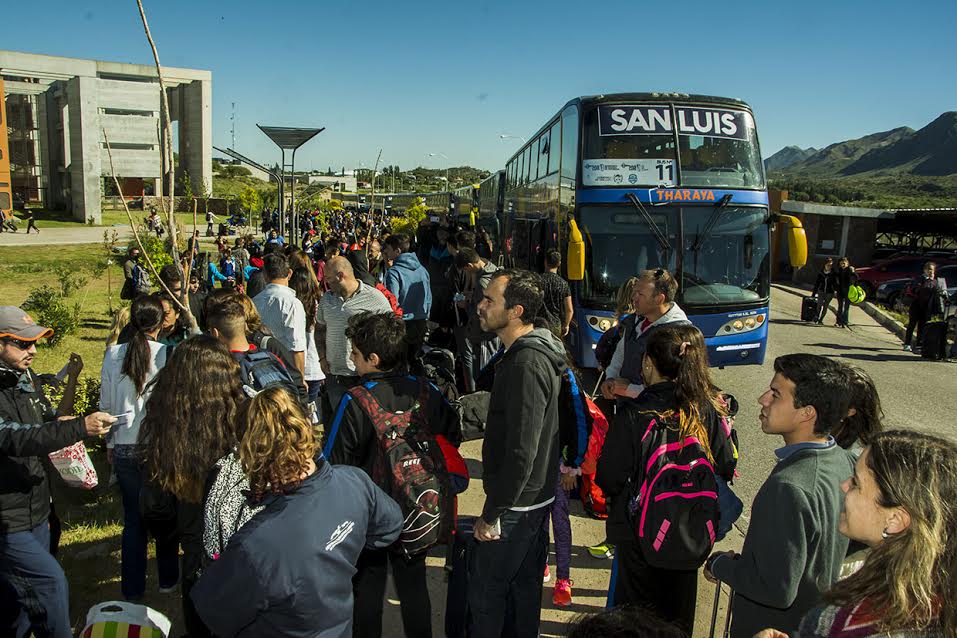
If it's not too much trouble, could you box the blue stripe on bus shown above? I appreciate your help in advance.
[576,188,769,206]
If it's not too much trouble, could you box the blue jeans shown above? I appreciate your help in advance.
[114,450,180,599]
[0,521,71,638]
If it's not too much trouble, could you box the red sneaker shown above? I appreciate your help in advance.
[552,578,573,606]
[543,564,551,583]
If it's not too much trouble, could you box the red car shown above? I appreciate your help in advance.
[856,256,957,296]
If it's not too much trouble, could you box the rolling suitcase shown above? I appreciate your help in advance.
[921,320,948,361]
[801,296,818,322]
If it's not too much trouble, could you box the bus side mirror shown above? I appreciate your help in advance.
[567,219,585,281]
[469,211,476,227]
[778,214,808,268]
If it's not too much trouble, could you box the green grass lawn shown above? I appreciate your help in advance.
[0,244,186,632]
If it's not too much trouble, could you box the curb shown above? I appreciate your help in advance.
[770,283,906,340]
[859,301,905,340]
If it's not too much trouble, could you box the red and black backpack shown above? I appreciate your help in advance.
[347,380,466,559]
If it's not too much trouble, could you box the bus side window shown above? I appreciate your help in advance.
[561,105,579,182]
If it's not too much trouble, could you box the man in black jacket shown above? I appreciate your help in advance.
[322,311,462,638]
[0,306,114,638]
[468,270,566,638]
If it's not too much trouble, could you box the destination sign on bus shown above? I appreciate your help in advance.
[583,158,675,187]
[598,106,749,140]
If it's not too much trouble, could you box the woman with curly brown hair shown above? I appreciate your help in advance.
[757,429,957,638]
[190,387,403,637]
[138,334,247,638]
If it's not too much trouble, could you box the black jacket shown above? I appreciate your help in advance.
[834,266,856,294]
[596,382,736,544]
[323,371,462,480]
[480,328,566,523]
[0,366,86,534]
[812,270,837,296]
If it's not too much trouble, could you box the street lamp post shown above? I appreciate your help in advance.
[428,152,449,191]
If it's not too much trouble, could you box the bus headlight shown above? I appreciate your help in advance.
[717,314,765,335]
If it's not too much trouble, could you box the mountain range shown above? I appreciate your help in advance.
[764,112,957,177]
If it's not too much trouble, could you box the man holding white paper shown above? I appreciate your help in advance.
[0,306,114,638]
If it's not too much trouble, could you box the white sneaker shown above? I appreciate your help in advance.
[903,345,912,352]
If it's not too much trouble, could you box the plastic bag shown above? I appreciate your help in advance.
[81,600,171,638]
[48,441,98,490]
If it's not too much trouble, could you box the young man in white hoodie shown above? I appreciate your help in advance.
[601,268,690,401]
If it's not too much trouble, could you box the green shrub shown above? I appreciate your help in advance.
[43,376,102,416]
[21,285,81,348]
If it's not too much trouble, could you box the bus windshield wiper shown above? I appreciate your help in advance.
[690,194,733,254]
[626,192,672,253]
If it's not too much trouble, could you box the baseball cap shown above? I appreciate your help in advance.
[0,307,54,341]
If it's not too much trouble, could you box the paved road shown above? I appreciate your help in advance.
[0,226,136,246]
[393,284,954,637]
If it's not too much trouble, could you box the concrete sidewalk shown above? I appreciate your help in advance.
[0,226,134,247]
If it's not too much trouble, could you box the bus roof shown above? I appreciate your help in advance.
[574,93,753,111]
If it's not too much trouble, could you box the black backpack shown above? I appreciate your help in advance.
[627,409,720,570]
[237,350,301,402]
[348,381,455,559]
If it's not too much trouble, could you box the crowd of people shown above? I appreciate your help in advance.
[1,207,955,638]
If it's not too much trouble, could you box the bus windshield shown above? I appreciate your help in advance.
[582,105,765,189]
[578,205,769,309]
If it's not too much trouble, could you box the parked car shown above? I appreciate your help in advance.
[876,264,957,314]
[856,256,957,297]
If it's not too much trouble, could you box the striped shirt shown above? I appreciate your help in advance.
[316,281,393,376]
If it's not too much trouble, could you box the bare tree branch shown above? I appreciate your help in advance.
[136,0,183,292]
[103,129,187,312]
[366,149,382,249]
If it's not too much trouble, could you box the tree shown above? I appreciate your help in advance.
[391,199,428,236]
[238,186,263,213]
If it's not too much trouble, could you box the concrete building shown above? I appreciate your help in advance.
[307,173,357,193]
[0,49,211,223]
[769,191,892,283]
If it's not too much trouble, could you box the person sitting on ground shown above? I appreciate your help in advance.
[322,311,462,638]
[704,354,855,638]
[755,429,957,638]
[190,387,404,637]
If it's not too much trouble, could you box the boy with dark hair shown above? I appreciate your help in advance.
[705,353,854,638]
[322,311,462,638]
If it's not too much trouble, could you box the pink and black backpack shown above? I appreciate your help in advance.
[627,411,719,570]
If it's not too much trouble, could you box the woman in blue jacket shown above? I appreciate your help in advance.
[191,388,403,638]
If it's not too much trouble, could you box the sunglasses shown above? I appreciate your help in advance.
[2,337,37,351]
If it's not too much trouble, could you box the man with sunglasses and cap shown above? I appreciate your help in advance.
[0,306,115,638]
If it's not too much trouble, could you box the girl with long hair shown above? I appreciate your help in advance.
[596,323,736,635]
[138,335,247,637]
[99,294,175,601]
[289,265,325,404]
[191,388,403,637]
[758,429,957,637]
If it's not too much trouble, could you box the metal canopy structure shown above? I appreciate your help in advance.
[877,208,957,250]
[213,145,281,231]
[257,125,325,236]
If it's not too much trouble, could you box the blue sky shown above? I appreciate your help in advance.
[5,0,956,173]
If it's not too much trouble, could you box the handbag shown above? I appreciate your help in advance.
[49,441,98,490]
